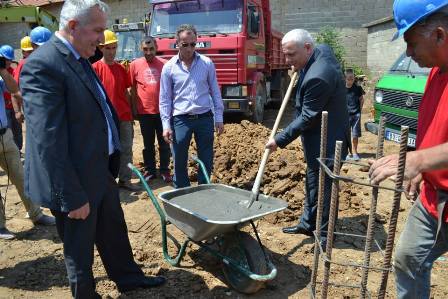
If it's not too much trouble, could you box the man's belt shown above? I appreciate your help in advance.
[0,128,7,135]
[176,110,213,120]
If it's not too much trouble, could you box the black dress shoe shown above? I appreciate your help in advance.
[118,276,166,293]
[282,225,314,236]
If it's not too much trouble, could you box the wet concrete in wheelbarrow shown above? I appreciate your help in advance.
[163,184,287,222]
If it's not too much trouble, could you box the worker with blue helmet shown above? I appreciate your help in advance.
[369,0,448,298]
[29,26,52,49]
[0,45,14,61]
[392,0,448,40]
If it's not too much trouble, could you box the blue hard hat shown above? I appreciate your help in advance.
[392,0,448,40]
[0,45,14,60]
[30,26,52,46]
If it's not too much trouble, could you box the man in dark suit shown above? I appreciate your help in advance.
[20,1,165,297]
[266,29,349,242]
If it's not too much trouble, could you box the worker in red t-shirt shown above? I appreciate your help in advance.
[93,30,138,191]
[369,1,448,297]
[0,45,23,151]
[129,36,171,183]
[14,36,34,86]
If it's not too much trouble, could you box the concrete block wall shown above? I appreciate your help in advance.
[270,0,395,70]
[105,0,149,24]
[0,0,398,74]
[0,22,31,59]
[366,20,406,81]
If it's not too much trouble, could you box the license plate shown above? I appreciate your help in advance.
[385,129,416,147]
[228,102,240,109]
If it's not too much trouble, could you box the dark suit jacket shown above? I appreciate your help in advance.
[275,44,349,169]
[20,35,120,212]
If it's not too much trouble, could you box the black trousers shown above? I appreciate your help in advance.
[51,176,144,298]
[138,114,170,174]
[298,166,336,238]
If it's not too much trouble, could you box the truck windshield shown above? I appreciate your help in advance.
[115,31,144,61]
[150,0,243,36]
[389,53,430,75]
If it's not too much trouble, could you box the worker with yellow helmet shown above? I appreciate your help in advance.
[20,36,33,59]
[92,30,138,191]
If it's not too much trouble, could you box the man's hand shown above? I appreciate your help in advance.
[163,129,173,144]
[215,122,224,135]
[369,151,421,185]
[403,173,422,201]
[68,202,90,220]
[265,138,278,152]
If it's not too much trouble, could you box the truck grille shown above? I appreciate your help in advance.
[206,53,238,85]
[381,89,422,111]
[381,112,418,131]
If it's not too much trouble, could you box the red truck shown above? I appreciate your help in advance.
[148,0,289,122]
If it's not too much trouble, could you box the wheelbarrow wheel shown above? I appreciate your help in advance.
[220,232,268,294]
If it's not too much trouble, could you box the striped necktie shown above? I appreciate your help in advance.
[79,58,121,152]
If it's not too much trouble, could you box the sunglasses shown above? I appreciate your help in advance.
[179,42,196,48]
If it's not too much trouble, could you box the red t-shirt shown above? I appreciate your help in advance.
[93,60,132,121]
[129,57,165,115]
[3,66,14,109]
[13,59,26,86]
[416,67,448,222]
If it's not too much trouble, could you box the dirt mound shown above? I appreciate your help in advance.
[187,120,307,223]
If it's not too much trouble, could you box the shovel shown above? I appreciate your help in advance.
[247,71,299,208]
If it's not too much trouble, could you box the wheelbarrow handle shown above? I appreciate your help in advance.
[127,163,167,221]
[248,71,299,208]
[190,155,211,184]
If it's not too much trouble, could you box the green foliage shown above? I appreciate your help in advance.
[349,64,365,77]
[315,26,346,69]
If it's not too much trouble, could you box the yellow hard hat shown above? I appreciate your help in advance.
[101,30,118,46]
[20,36,33,51]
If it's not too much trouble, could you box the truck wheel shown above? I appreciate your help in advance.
[220,232,268,294]
[251,82,266,123]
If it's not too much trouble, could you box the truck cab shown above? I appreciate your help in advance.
[111,21,148,63]
[148,0,289,123]
[365,52,430,148]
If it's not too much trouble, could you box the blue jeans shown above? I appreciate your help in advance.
[394,198,448,298]
[172,113,214,188]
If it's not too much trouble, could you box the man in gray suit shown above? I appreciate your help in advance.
[266,29,349,243]
[20,1,165,297]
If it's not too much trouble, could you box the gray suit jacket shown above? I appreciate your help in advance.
[275,44,349,169]
[20,35,120,212]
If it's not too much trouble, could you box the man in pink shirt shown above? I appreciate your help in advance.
[129,37,171,182]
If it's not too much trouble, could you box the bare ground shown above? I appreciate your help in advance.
[1,101,447,299]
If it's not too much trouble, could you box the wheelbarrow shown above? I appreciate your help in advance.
[128,158,287,294]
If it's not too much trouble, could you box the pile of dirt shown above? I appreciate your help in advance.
[186,120,308,223]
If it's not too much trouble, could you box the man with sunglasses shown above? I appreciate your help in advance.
[160,24,224,188]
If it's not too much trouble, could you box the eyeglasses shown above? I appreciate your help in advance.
[179,42,196,48]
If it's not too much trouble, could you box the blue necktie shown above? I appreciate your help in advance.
[80,58,121,152]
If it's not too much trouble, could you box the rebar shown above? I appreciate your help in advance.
[360,116,386,298]
[378,126,409,298]
[310,111,329,296]
[321,141,343,299]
